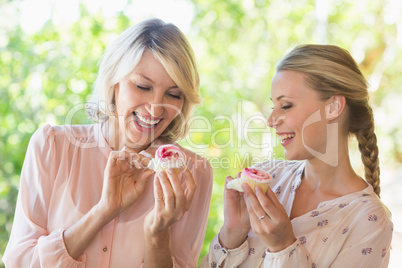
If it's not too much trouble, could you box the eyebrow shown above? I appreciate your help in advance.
[270,95,286,101]
[136,73,153,83]
[133,73,179,90]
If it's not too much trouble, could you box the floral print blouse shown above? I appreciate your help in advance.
[201,160,393,268]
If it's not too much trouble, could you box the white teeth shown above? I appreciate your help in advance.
[135,112,161,126]
[279,133,295,141]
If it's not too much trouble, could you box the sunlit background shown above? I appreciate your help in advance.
[1,0,401,266]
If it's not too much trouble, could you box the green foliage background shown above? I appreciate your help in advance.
[1,0,401,266]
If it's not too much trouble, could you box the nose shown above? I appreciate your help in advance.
[267,114,275,128]
[267,111,284,129]
[145,94,164,118]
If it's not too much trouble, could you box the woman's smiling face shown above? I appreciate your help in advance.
[114,50,184,151]
[268,70,332,161]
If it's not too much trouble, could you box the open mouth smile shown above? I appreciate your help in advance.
[278,133,295,145]
[133,112,161,129]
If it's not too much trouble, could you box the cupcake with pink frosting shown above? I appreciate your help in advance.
[147,144,186,172]
[226,167,273,193]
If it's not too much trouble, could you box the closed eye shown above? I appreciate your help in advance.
[167,93,182,100]
[282,104,292,110]
[136,85,150,91]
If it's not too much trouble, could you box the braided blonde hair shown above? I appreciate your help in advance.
[276,44,381,196]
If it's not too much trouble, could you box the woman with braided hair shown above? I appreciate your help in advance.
[201,44,393,267]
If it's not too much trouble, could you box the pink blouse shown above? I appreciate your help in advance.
[3,124,213,267]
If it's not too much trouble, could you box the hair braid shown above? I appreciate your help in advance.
[355,122,381,196]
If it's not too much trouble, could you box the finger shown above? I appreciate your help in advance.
[181,167,197,211]
[115,150,136,173]
[129,153,142,169]
[139,150,153,159]
[234,171,242,179]
[255,186,278,218]
[130,153,152,169]
[264,187,289,218]
[153,174,165,209]
[108,150,131,168]
[106,151,124,171]
[242,184,271,221]
[265,186,282,207]
[157,171,175,210]
[241,185,259,230]
[117,149,130,161]
[165,168,185,210]
[224,175,234,184]
[137,152,152,167]
[107,151,119,165]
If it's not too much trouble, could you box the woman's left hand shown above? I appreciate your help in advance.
[144,167,197,236]
[242,184,296,252]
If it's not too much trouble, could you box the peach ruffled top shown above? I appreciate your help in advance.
[3,124,213,267]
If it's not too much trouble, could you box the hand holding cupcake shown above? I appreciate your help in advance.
[226,167,273,193]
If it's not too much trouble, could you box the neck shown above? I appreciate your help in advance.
[303,143,366,195]
[101,118,150,153]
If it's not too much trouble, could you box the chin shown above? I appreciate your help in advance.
[124,130,153,148]
[284,151,304,161]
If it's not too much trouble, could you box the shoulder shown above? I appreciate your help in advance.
[350,188,393,228]
[29,124,98,151]
[32,124,97,139]
[29,124,57,150]
[340,187,393,245]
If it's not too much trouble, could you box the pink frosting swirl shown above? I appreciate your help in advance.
[155,145,186,163]
[242,167,271,181]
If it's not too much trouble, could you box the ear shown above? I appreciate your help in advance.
[325,96,346,121]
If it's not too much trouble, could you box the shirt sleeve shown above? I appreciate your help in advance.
[199,234,249,268]
[2,125,86,267]
[262,240,312,267]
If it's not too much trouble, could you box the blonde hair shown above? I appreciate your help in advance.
[86,18,201,142]
[276,44,381,196]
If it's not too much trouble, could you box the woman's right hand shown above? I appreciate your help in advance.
[219,174,251,249]
[97,150,155,220]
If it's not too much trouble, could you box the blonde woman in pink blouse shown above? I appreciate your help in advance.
[201,45,393,267]
[3,18,213,267]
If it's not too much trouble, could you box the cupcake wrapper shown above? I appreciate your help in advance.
[226,177,270,193]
